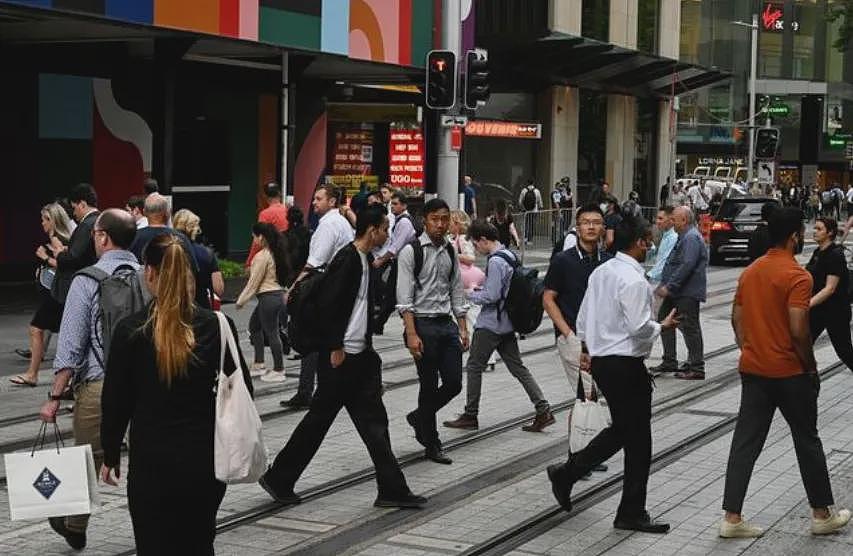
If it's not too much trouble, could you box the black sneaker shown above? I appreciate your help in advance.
[14,348,32,360]
[374,492,428,508]
[258,474,302,505]
[48,517,86,550]
[546,465,572,512]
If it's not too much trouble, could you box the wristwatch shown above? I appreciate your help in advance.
[47,393,63,401]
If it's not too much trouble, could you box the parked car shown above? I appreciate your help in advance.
[709,197,780,265]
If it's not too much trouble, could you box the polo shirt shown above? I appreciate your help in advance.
[735,248,813,378]
[543,244,612,335]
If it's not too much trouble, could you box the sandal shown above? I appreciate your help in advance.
[9,375,37,387]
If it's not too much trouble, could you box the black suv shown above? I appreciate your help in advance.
[709,197,780,265]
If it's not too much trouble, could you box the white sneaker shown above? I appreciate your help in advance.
[260,370,286,383]
[250,363,267,377]
[719,518,764,538]
[812,508,851,535]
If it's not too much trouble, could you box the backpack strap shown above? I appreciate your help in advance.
[444,242,456,282]
[410,240,424,290]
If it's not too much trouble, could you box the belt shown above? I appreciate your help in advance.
[414,314,453,321]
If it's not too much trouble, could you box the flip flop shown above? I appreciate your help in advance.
[9,375,37,387]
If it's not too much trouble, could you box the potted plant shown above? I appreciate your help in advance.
[219,259,246,303]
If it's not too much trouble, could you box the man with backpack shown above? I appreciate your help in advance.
[519,179,542,245]
[39,209,143,551]
[261,205,427,509]
[397,198,469,465]
[443,220,554,432]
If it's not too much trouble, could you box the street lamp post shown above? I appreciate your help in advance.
[733,14,759,184]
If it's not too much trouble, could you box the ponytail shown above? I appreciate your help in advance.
[143,234,196,386]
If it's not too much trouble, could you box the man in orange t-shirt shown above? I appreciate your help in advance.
[246,182,289,268]
[720,207,850,539]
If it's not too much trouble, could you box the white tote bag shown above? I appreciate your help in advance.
[5,424,99,521]
[568,373,612,454]
[214,312,268,484]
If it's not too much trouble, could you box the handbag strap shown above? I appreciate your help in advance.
[215,311,228,373]
[575,373,586,402]
[31,421,63,456]
[215,311,249,390]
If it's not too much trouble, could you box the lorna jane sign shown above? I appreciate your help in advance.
[388,127,425,188]
[762,3,799,32]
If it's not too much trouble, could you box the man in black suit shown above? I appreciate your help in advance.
[260,205,427,509]
[49,183,100,305]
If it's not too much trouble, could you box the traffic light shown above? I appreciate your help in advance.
[425,50,456,109]
[464,50,490,110]
[754,128,780,160]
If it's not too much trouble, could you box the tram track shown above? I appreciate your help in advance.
[460,359,849,556]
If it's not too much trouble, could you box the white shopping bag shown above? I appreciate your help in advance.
[568,373,612,454]
[5,425,99,521]
[214,312,268,484]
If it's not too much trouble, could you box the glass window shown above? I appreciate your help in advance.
[578,90,607,188]
[759,1,784,78]
[826,0,845,82]
[637,0,660,54]
[792,0,820,80]
[679,0,702,65]
[582,0,609,42]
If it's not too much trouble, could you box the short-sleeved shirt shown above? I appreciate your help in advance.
[735,248,813,378]
[463,185,476,215]
[543,245,612,335]
[806,244,849,308]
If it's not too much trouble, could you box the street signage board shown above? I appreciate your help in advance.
[464,120,541,139]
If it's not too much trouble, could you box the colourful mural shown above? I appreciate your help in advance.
[3,0,434,66]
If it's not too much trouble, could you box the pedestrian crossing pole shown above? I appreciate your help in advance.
[436,0,462,208]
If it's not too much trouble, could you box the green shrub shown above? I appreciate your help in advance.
[219,259,244,279]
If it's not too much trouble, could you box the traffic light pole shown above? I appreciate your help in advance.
[436,0,461,207]
[747,13,758,184]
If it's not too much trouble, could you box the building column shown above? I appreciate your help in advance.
[605,0,638,200]
[655,0,682,201]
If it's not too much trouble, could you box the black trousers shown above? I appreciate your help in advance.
[411,317,463,448]
[265,349,410,498]
[723,373,833,514]
[659,296,704,372]
[810,305,853,372]
[559,355,653,520]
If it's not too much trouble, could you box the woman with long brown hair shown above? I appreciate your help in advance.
[100,234,251,555]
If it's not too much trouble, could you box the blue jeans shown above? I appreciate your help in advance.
[411,317,463,448]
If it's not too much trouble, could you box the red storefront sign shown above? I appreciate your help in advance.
[465,120,542,139]
[388,127,425,188]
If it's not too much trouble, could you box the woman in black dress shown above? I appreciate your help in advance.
[100,234,252,555]
[11,203,75,387]
[806,217,853,371]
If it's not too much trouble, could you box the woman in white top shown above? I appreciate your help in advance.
[449,210,485,291]
[237,223,290,383]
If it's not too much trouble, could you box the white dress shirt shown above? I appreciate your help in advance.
[576,252,661,358]
[343,251,369,354]
[307,208,355,268]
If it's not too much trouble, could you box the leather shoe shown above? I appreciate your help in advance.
[258,474,302,505]
[546,464,572,512]
[614,512,670,533]
[407,411,426,447]
[522,410,556,432]
[425,445,452,464]
[374,491,428,508]
[443,413,479,430]
[675,370,705,380]
[648,363,678,375]
[593,464,608,472]
[48,517,86,550]
[280,394,312,409]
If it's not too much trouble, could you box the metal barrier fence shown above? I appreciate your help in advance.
[513,206,659,263]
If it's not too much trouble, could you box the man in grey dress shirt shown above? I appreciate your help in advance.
[397,198,469,465]
[39,209,140,551]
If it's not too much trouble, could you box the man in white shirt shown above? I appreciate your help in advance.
[687,180,709,213]
[282,184,355,409]
[546,214,678,534]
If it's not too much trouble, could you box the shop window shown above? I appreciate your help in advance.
[578,90,607,191]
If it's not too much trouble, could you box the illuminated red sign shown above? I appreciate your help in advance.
[388,126,424,189]
[465,120,542,139]
[762,3,799,32]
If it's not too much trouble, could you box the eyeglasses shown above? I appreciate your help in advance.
[577,219,603,227]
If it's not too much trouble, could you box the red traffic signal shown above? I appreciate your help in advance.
[426,50,456,109]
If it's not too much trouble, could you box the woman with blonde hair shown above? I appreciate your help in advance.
[449,210,485,291]
[100,234,251,554]
[10,203,75,387]
[173,209,224,305]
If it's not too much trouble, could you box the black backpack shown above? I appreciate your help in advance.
[522,188,537,211]
[74,264,150,367]
[393,213,424,238]
[488,250,545,334]
[287,267,327,355]
[374,240,456,331]
[551,229,577,261]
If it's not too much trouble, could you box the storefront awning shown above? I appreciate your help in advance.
[487,32,730,99]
